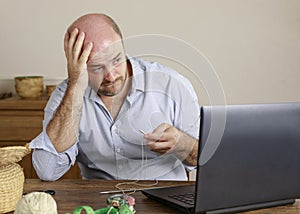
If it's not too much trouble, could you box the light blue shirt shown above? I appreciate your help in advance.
[30,56,200,181]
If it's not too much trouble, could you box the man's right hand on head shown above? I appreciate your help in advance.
[64,28,93,92]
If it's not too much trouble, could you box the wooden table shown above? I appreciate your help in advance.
[19,179,300,214]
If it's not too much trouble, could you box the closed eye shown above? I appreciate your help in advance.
[111,52,124,66]
[113,57,121,65]
[88,65,104,73]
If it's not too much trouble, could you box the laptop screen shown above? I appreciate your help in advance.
[195,102,300,213]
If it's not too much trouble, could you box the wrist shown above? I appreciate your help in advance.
[63,83,85,110]
[175,132,198,166]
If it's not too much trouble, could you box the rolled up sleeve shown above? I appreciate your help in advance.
[30,131,78,181]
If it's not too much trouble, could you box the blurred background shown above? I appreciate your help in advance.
[0,0,299,105]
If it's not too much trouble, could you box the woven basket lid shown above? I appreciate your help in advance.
[0,144,31,167]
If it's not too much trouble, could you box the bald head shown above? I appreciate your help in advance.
[68,13,123,53]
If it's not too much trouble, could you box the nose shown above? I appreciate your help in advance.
[104,65,118,82]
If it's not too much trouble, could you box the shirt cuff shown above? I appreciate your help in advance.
[184,164,196,172]
[30,131,78,165]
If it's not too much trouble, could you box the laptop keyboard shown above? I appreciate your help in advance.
[168,192,195,205]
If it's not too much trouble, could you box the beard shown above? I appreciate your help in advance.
[97,76,126,97]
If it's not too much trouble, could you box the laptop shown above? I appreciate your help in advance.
[142,102,300,213]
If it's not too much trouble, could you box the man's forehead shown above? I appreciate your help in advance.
[89,40,124,64]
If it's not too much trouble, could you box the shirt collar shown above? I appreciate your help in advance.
[127,55,145,93]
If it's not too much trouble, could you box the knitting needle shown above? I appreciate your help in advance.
[100,188,144,194]
[100,185,162,194]
[139,129,146,135]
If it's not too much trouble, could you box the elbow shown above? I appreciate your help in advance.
[36,171,59,182]
[32,149,69,181]
[32,158,61,181]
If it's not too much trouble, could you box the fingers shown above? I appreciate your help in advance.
[64,32,69,57]
[79,41,93,64]
[64,28,93,61]
[64,28,78,59]
[72,31,85,60]
[63,28,93,89]
[144,123,177,154]
[144,123,170,141]
[148,141,172,154]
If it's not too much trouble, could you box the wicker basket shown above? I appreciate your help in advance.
[0,144,31,213]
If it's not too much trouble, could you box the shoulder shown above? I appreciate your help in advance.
[131,56,181,77]
[130,56,197,99]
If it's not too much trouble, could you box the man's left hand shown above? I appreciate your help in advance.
[143,123,198,166]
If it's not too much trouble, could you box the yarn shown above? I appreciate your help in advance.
[14,192,57,214]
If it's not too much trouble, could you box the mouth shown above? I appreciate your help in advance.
[101,82,115,87]
[101,77,123,87]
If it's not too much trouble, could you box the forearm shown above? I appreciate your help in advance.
[47,28,93,153]
[46,84,84,153]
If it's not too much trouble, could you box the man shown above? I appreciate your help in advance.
[30,13,200,180]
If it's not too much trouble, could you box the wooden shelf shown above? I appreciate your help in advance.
[0,96,48,110]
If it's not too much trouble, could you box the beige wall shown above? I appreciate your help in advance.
[0,0,299,105]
